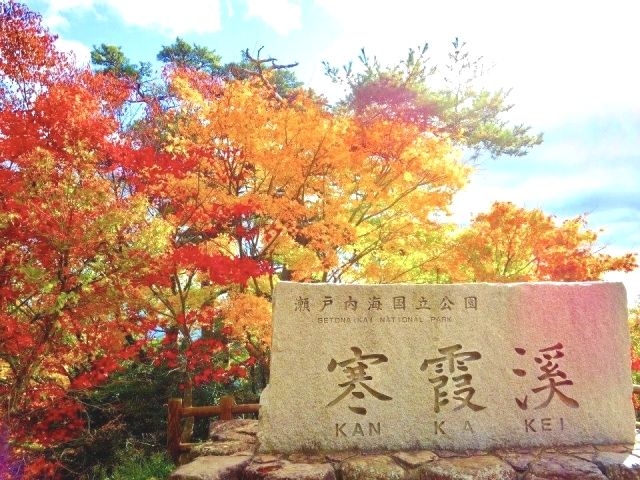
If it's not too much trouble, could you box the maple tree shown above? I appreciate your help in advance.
[0,3,264,475]
[347,202,638,285]
[0,3,160,476]
[144,64,469,346]
[316,41,546,284]
[158,63,467,274]
[114,76,273,437]
[448,202,637,282]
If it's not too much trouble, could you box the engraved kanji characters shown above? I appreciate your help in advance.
[512,342,579,410]
[368,296,382,310]
[393,296,406,310]
[464,296,477,310]
[321,295,333,311]
[344,296,358,311]
[294,296,310,312]
[327,347,393,415]
[416,297,432,309]
[304,292,478,312]
[440,296,454,310]
[421,344,486,413]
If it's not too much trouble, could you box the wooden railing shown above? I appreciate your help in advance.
[167,395,260,462]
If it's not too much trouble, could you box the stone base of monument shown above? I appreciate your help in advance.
[169,419,640,480]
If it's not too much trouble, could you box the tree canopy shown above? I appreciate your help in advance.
[157,37,222,74]
[324,39,543,159]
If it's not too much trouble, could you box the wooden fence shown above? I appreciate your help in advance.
[168,385,640,461]
[167,395,260,462]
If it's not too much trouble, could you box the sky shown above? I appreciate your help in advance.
[24,0,640,304]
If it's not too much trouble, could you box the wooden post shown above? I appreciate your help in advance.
[167,398,183,462]
[219,395,235,420]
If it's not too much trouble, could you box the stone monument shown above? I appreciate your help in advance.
[258,281,634,453]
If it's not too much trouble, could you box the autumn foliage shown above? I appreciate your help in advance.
[0,2,637,478]
[0,3,265,476]
[450,202,637,282]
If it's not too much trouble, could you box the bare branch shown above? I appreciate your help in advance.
[230,47,299,102]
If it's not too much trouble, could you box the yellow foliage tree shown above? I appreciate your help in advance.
[448,202,637,282]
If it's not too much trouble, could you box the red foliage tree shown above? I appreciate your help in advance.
[0,4,270,475]
[112,67,273,440]
[0,3,159,476]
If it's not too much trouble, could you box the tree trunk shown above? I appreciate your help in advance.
[180,379,194,442]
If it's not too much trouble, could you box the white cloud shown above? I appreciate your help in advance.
[605,269,640,308]
[41,0,305,37]
[246,0,302,35]
[450,166,622,223]
[43,12,69,29]
[104,0,221,35]
[41,0,222,36]
[55,37,92,66]
[225,0,234,17]
[314,0,640,127]
[42,0,98,29]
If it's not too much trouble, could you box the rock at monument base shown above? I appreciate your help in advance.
[392,450,438,468]
[174,419,258,463]
[243,460,336,480]
[562,444,597,454]
[179,440,255,464]
[523,453,608,479]
[324,450,359,463]
[169,454,251,480]
[434,449,488,458]
[243,459,286,479]
[597,445,636,453]
[286,452,331,464]
[592,452,640,480]
[195,440,254,456]
[419,455,516,480]
[210,419,258,442]
[494,450,538,472]
[252,454,285,464]
[169,430,640,480]
[339,454,405,480]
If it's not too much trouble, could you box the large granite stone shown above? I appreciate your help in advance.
[259,282,634,453]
